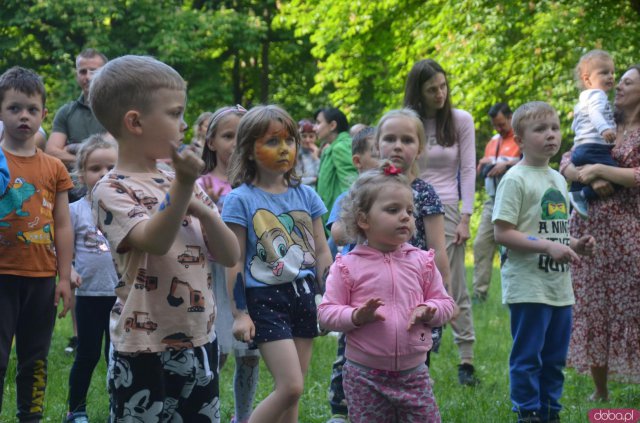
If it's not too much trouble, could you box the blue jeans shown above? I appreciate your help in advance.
[509,303,572,420]
[570,143,617,200]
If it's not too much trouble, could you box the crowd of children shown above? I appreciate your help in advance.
[3,47,635,423]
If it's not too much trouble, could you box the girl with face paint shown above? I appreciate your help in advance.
[221,105,332,423]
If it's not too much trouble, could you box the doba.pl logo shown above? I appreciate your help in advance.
[589,409,640,423]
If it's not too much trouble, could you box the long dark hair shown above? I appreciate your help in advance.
[614,64,640,125]
[403,59,457,147]
[227,105,301,188]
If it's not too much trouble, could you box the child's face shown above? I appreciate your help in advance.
[253,120,296,176]
[358,184,415,252]
[584,58,615,92]
[300,131,317,149]
[378,117,420,174]
[81,147,117,190]
[355,138,380,172]
[0,89,45,145]
[208,114,240,167]
[138,88,187,159]
[516,113,561,167]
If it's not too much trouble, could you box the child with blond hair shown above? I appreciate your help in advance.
[89,55,240,422]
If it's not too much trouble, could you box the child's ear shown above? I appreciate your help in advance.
[124,110,143,135]
[514,134,524,148]
[42,108,48,120]
[356,211,369,231]
[352,154,362,171]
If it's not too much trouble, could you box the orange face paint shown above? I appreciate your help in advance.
[254,122,296,173]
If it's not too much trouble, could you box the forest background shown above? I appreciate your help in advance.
[2,0,640,160]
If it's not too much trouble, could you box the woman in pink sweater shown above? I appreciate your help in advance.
[404,58,479,385]
[318,164,455,423]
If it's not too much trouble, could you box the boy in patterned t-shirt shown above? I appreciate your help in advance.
[89,55,240,422]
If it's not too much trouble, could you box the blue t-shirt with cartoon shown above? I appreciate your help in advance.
[222,183,327,289]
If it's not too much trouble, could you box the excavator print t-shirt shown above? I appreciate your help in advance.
[92,169,217,353]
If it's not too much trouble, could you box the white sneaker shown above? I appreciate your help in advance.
[569,191,588,219]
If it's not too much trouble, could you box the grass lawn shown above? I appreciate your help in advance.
[1,265,638,422]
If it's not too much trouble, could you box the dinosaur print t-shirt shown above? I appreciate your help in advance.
[0,148,73,277]
[92,169,217,353]
[222,183,326,289]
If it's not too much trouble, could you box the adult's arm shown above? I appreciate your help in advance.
[45,132,76,166]
[578,163,640,188]
[560,150,615,196]
[457,110,476,215]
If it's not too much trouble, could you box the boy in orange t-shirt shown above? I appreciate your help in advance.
[0,66,73,421]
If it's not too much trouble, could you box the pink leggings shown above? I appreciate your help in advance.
[342,360,441,423]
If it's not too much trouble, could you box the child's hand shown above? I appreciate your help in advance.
[171,146,204,186]
[352,298,385,326]
[201,178,225,205]
[407,304,437,330]
[55,278,72,318]
[547,242,580,264]
[232,313,255,343]
[574,235,596,256]
[187,196,213,221]
[602,128,617,143]
[70,266,82,289]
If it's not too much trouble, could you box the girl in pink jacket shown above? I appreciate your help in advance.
[318,163,455,423]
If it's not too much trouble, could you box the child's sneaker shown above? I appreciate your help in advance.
[517,410,541,423]
[64,336,78,354]
[326,415,349,423]
[65,411,89,423]
[569,191,588,219]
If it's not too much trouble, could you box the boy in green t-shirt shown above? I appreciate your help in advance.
[492,101,595,423]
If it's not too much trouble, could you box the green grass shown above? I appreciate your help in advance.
[2,265,639,422]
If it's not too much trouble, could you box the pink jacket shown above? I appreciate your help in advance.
[318,243,455,371]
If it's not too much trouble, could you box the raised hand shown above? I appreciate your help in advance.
[351,298,385,326]
[171,146,204,186]
[407,304,437,330]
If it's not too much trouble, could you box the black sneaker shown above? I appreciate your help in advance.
[65,336,78,354]
[569,191,588,219]
[458,363,480,386]
[517,410,541,423]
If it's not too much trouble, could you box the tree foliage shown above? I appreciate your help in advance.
[1,0,639,153]
[283,0,640,152]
